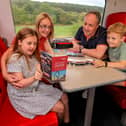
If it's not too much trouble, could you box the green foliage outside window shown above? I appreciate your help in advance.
[11,0,104,37]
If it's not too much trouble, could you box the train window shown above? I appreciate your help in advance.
[11,0,105,38]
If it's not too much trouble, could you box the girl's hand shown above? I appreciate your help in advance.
[34,64,43,80]
[93,60,105,68]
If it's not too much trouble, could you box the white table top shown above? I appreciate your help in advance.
[60,64,126,92]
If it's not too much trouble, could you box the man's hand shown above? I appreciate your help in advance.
[72,43,81,52]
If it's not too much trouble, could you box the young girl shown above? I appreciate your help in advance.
[94,22,126,86]
[6,28,70,124]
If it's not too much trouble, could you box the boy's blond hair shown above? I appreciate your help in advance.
[107,22,126,37]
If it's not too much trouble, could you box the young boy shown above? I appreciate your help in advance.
[94,22,126,86]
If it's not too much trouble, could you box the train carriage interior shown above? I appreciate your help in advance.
[0,0,126,126]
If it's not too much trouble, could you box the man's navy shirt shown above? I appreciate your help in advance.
[75,26,107,49]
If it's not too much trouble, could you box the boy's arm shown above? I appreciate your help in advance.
[93,60,126,87]
[94,60,126,69]
[107,60,126,69]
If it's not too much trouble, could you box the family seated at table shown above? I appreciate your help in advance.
[1,10,126,126]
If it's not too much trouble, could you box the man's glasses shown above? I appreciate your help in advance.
[39,24,52,30]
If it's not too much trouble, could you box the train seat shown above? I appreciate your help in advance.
[0,37,58,126]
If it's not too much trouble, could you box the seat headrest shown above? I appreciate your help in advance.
[106,12,126,42]
[106,12,126,27]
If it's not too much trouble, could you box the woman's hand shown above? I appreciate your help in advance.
[5,73,23,88]
[5,73,21,83]
[34,64,43,80]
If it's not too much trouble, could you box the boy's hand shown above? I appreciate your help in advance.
[93,60,105,67]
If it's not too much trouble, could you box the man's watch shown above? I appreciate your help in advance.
[79,47,83,53]
[104,61,108,67]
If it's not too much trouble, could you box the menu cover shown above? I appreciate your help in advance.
[40,51,68,83]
